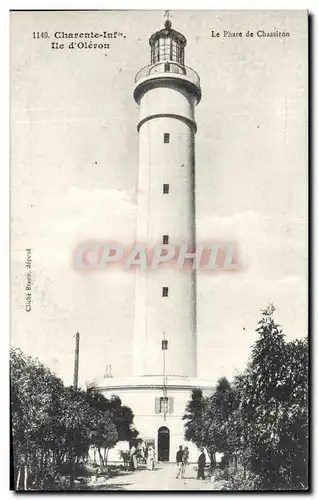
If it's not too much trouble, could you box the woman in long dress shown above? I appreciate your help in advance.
[130,445,137,471]
[147,446,154,470]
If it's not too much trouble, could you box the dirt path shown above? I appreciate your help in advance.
[88,463,217,491]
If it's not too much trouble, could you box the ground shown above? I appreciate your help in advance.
[86,462,219,491]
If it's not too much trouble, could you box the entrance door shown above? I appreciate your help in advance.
[157,426,170,461]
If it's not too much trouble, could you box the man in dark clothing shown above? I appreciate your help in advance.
[197,448,206,480]
[176,446,184,479]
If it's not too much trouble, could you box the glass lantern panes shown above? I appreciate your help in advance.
[151,37,184,64]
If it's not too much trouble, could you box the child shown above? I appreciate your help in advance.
[181,446,189,478]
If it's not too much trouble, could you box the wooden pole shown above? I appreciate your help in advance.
[70,332,80,489]
[73,332,80,390]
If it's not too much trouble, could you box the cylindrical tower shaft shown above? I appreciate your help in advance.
[132,20,201,379]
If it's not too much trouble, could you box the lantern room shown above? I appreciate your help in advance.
[149,20,186,65]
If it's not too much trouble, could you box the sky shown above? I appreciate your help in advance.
[11,10,307,387]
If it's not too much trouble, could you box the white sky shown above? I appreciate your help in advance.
[10,10,307,387]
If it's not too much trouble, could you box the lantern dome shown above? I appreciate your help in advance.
[149,20,187,65]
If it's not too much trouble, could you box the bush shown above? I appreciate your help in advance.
[229,471,262,491]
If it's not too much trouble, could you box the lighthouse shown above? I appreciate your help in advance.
[132,19,201,380]
[98,17,214,463]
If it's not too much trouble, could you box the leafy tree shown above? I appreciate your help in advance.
[11,348,66,489]
[207,377,238,466]
[85,387,118,466]
[183,381,238,469]
[85,387,137,466]
[106,395,139,443]
[232,305,308,490]
[183,388,218,467]
[183,388,205,445]
[183,304,308,491]
[10,349,138,490]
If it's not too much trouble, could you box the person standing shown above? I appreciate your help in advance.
[176,445,184,479]
[130,445,137,471]
[140,441,146,462]
[197,448,206,480]
[182,446,189,479]
[147,446,154,470]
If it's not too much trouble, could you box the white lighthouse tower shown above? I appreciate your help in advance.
[98,17,214,463]
[132,18,200,380]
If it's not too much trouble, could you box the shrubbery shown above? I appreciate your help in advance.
[183,305,308,491]
[10,348,138,490]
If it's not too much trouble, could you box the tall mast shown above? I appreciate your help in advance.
[73,332,80,390]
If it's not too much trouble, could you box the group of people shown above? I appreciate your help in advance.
[130,441,207,480]
[176,445,206,480]
[130,442,155,472]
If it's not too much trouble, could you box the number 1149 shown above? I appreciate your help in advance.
[33,32,49,39]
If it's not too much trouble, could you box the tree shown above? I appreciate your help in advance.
[10,349,138,490]
[183,304,308,491]
[183,381,238,469]
[206,378,238,467]
[89,413,118,466]
[232,305,308,490]
[107,395,139,443]
[183,388,217,467]
[85,387,138,466]
[183,388,205,445]
[11,348,66,489]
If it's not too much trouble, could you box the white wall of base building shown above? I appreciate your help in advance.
[96,382,213,464]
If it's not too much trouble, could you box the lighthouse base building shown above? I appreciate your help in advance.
[97,376,214,462]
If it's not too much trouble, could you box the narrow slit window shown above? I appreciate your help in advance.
[162,339,168,350]
[164,133,170,144]
[163,235,169,245]
[162,287,169,297]
[163,184,170,194]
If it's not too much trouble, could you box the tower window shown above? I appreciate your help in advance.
[164,133,170,144]
[163,235,169,245]
[155,397,174,414]
[163,184,170,194]
[162,339,168,350]
[164,62,171,72]
[162,287,169,297]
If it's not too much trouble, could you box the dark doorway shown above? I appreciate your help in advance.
[158,426,170,461]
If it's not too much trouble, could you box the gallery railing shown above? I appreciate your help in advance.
[135,61,200,87]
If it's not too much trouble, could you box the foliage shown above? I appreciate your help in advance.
[183,380,238,468]
[183,304,308,491]
[235,305,308,490]
[183,388,205,447]
[85,387,138,466]
[10,348,138,490]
